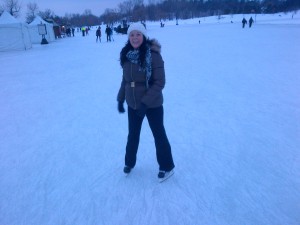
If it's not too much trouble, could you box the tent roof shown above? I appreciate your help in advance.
[30,16,50,25]
[0,11,20,24]
[44,18,59,26]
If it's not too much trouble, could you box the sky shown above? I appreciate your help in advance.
[21,0,125,17]
[1,12,300,225]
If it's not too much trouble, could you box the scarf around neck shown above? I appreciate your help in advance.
[126,46,152,88]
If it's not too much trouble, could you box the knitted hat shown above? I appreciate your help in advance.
[127,22,147,38]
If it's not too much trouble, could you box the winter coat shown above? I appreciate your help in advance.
[105,27,112,35]
[96,29,101,36]
[249,17,254,24]
[117,39,165,110]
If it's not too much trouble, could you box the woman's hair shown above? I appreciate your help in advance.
[120,36,151,67]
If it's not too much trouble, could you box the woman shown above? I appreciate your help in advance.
[117,22,175,182]
[96,26,101,42]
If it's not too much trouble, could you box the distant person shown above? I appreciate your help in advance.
[242,18,247,28]
[249,17,254,28]
[72,28,75,37]
[105,25,112,42]
[66,28,71,37]
[117,23,175,182]
[81,27,85,36]
[96,26,101,42]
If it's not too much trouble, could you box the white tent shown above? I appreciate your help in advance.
[29,16,55,44]
[0,11,32,51]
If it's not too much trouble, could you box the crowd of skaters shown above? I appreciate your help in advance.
[81,26,91,36]
[65,27,75,37]
[80,25,114,43]
[66,18,255,43]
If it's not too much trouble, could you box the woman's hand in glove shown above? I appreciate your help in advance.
[118,101,125,113]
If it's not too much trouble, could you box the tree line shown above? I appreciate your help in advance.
[1,0,299,27]
[101,0,300,24]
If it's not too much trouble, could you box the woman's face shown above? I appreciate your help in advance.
[129,30,144,49]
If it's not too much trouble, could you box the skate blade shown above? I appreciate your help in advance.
[158,170,174,183]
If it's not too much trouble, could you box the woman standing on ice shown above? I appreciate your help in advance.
[96,26,101,42]
[117,22,175,182]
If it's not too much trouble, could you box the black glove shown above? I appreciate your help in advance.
[136,103,147,117]
[118,101,125,113]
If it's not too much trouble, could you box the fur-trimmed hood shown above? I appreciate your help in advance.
[149,39,161,53]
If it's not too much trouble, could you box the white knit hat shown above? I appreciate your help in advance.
[127,22,148,38]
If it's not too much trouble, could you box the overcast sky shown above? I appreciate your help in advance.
[22,0,126,17]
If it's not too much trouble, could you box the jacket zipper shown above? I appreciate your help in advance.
[131,63,137,109]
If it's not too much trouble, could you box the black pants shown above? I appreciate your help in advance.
[125,106,175,171]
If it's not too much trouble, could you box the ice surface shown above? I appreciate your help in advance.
[1,13,300,225]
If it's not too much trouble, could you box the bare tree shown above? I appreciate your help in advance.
[118,0,134,19]
[118,0,146,22]
[2,0,21,17]
[26,2,39,23]
[83,9,92,16]
[133,0,144,5]
[132,4,146,21]
[100,8,120,25]
[38,8,55,20]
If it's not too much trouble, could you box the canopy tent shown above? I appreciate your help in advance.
[0,11,32,51]
[45,19,62,39]
[29,16,55,44]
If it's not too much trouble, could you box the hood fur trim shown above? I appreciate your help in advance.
[149,39,161,53]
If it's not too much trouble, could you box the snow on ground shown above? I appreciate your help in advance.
[0,13,300,225]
